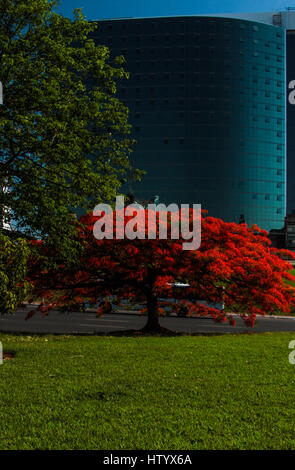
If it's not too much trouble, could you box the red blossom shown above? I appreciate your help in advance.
[26,209,295,330]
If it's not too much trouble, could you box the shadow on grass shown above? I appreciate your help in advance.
[0,326,255,338]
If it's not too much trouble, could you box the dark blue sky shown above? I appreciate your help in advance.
[57,0,293,20]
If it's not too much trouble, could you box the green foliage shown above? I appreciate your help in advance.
[0,232,31,313]
[0,0,141,259]
[284,269,295,288]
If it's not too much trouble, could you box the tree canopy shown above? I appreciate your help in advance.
[0,231,31,314]
[0,0,140,258]
[26,209,295,332]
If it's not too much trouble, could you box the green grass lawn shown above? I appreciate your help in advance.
[285,268,295,288]
[0,332,295,450]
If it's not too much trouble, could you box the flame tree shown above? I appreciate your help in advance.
[27,209,295,332]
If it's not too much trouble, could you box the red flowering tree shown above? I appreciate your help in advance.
[27,208,295,332]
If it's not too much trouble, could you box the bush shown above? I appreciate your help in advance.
[0,232,31,314]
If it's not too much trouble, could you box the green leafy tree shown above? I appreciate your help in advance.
[0,0,141,259]
[0,232,31,313]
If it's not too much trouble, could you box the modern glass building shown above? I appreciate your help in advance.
[287,29,295,215]
[90,14,287,231]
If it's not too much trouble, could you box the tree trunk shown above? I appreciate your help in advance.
[144,291,161,332]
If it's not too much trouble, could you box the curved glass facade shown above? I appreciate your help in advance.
[92,16,286,231]
[287,30,295,214]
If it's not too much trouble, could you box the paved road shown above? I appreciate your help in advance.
[1,307,295,334]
